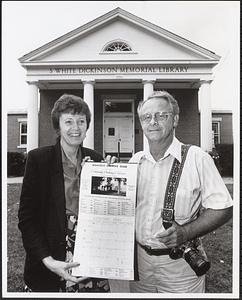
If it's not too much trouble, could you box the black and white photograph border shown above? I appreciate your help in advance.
[2,1,240,298]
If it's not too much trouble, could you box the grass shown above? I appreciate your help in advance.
[6,183,233,293]
[203,184,233,293]
[203,219,233,293]
[7,183,26,292]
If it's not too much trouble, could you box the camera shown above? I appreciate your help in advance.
[169,239,210,276]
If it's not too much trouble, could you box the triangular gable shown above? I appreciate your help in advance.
[19,7,220,64]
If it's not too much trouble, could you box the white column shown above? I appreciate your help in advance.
[142,80,154,151]
[27,82,39,152]
[83,81,94,149]
[199,80,213,152]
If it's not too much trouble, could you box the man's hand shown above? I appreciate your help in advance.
[157,207,233,248]
[42,256,87,284]
[155,207,232,248]
[104,155,117,164]
[155,221,189,248]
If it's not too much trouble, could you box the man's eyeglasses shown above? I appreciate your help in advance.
[140,112,173,123]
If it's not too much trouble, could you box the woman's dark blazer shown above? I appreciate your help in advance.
[18,140,103,292]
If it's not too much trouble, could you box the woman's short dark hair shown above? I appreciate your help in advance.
[51,94,91,133]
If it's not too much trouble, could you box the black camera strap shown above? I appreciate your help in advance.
[162,144,191,229]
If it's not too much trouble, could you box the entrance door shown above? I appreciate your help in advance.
[104,116,133,160]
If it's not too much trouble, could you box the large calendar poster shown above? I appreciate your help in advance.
[72,162,138,280]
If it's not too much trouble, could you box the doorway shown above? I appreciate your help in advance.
[103,99,134,161]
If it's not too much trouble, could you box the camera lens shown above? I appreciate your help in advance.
[184,248,211,276]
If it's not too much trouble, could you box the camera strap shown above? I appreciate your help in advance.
[162,144,191,229]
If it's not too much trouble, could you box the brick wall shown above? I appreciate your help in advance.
[93,90,103,154]
[7,113,27,153]
[212,112,233,144]
[165,89,200,146]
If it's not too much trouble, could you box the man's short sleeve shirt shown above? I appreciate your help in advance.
[130,137,233,248]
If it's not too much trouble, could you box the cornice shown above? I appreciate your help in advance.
[20,59,219,68]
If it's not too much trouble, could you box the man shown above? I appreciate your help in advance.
[128,90,233,293]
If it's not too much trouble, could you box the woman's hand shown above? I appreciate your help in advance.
[81,156,93,168]
[104,155,117,164]
[42,256,87,284]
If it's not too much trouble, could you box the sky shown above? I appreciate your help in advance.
[2,1,240,111]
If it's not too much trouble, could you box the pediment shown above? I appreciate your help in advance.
[19,7,220,66]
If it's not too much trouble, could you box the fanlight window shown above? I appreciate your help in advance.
[104,41,132,52]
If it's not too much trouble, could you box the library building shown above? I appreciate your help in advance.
[16,7,233,160]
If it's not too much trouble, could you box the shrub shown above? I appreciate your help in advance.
[7,152,26,177]
[215,144,233,177]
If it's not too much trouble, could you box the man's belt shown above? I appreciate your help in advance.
[140,244,171,256]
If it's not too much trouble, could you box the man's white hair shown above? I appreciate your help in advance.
[137,90,180,117]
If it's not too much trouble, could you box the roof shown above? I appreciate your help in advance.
[19,7,220,63]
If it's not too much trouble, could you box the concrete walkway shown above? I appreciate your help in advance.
[7,177,23,184]
[7,176,233,184]
[222,177,233,184]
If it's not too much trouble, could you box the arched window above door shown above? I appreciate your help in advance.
[101,40,134,53]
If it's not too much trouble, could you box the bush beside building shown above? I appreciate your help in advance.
[7,152,26,177]
[215,144,233,177]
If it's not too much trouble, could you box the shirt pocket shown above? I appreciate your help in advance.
[174,188,193,222]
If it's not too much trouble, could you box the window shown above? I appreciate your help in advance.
[18,119,27,147]
[108,128,115,136]
[104,101,132,113]
[103,41,132,52]
[212,121,221,146]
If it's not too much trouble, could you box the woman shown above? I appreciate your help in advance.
[18,94,110,292]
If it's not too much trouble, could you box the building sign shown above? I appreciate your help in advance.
[49,65,189,75]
